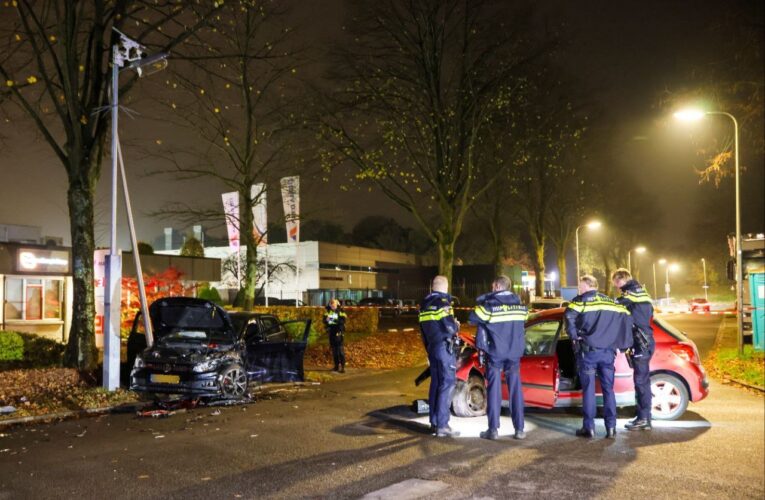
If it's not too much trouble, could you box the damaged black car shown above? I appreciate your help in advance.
[128,297,311,399]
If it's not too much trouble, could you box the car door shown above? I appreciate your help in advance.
[244,318,311,383]
[519,320,560,408]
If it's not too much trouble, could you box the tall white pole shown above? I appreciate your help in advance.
[665,265,670,301]
[628,251,632,274]
[103,46,122,390]
[295,241,300,306]
[653,262,658,299]
[702,257,708,301]
[265,244,269,306]
[575,226,581,282]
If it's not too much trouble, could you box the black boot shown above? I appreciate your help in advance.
[605,428,616,439]
[339,364,345,373]
[479,428,499,440]
[575,427,595,438]
[625,418,652,431]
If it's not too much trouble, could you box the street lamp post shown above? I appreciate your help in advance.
[628,246,647,276]
[655,258,666,302]
[701,257,708,301]
[674,108,743,354]
[575,220,602,282]
[664,263,679,302]
[103,30,168,390]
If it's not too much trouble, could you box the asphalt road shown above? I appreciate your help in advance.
[1,314,763,499]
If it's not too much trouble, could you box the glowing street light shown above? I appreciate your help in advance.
[628,245,647,275]
[674,107,743,353]
[575,220,602,281]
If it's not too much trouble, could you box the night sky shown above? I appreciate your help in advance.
[1,1,762,261]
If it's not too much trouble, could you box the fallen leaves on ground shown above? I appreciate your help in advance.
[305,330,427,369]
[0,368,139,420]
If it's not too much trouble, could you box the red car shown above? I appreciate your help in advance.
[689,298,711,312]
[437,308,709,421]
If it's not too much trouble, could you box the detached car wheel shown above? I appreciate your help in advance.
[452,374,487,417]
[219,364,248,399]
[650,373,689,420]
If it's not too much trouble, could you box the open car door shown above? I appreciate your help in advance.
[244,319,312,383]
[519,319,560,408]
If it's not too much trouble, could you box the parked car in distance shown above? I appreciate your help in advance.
[417,307,709,421]
[128,297,311,399]
[529,297,569,312]
[689,298,711,312]
[338,299,357,307]
[358,297,402,317]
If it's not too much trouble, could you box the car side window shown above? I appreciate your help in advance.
[244,322,262,341]
[260,316,279,334]
[524,321,561,356]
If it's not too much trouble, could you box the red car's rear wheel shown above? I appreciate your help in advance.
[650,373,689,420]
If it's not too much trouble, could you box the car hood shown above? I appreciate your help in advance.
[141,341,237,364]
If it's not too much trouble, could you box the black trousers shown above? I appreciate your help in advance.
[329,329,345,367]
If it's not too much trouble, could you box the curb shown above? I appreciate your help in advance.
[0,402,151,428]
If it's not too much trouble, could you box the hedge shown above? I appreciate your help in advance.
[0,331,66,369]
[0,331,24,361]
[226,305,379,344]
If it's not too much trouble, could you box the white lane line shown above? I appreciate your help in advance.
[361,479,450,500]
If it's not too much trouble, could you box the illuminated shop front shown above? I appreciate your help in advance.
[0,243,73,341]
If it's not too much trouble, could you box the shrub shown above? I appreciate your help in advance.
[0,331,24,362]
[0,331,65,369]
[198,286,224,306]
[137,241,155,255]
[180,237,205,257]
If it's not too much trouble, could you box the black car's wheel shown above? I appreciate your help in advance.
[219,364,248,399]
[452,374,487,417]
[650,373,689,420]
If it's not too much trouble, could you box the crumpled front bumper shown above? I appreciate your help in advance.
[130,368,223,396]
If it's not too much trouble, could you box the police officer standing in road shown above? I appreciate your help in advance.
[469,275,528,441]
[565,275,633,438]
[419,275,460,437]
[323,299,347,373]
[612,268,655,431]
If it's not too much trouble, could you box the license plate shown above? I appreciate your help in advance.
[151,374,180,384]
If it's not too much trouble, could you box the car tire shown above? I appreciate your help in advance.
[219,364,248,399]
[650,373,689,420]
[452,374,487,417]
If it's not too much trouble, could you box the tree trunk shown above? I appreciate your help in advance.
[63,167,98,370]
[556,248,568,288]
[240,193,257,310]
[437,238,456,293]
[533,241,545,297]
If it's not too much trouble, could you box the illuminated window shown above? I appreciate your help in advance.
[3,277,64,321]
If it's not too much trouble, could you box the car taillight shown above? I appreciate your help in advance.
[671,343,698,364]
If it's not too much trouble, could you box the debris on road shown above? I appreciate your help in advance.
[0,406,16,415]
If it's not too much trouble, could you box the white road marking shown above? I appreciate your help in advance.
[361,479,450,500]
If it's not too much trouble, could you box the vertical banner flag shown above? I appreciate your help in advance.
[251,183,268,246]
[280,176,300,243]
[222,191,240,251]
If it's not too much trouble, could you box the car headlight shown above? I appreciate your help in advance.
[133,356,145,369]
[193,359,223,373]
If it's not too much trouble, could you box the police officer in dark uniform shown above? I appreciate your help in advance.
[323,299,347,372]
[612,268,655,431]
[564,275,633,438]
[419,275,460,437]
[469,275,528,441]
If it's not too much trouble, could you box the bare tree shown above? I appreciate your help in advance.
[0,1,220,369]
[314,0,549,287]
[146,1,308,309]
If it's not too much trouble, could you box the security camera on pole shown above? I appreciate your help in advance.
[103,30,168,390]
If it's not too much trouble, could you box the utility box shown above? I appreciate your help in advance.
[750,272,765,351]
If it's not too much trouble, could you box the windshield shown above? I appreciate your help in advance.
[653,317,689,342]
[154,304,235,342]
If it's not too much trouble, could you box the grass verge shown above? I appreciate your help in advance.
[710,345,765,388]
